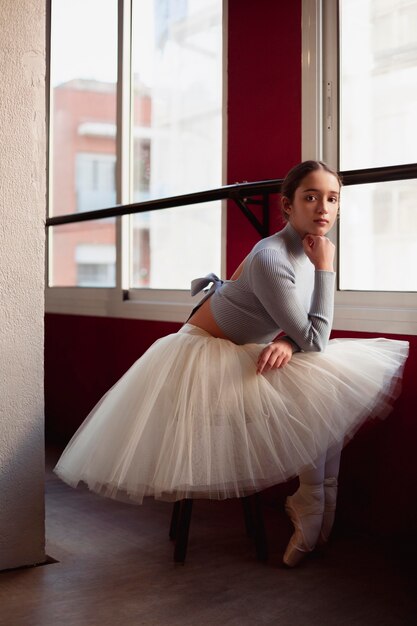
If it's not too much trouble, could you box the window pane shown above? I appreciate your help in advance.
[132,203,221,289]
[50,222,116,287]
[49,0,117,286]
[131,0,222,289]
[339,180,417,291]
[340,0,417,169]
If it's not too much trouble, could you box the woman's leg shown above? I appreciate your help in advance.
[283,455,326,567]
[283,443,344,566]
[317,442,343,546]
[324,442,343,478]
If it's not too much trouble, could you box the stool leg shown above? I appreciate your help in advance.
[242,494,268,561]
[169,500,181,540]
[173,499,193,564]
[251,493,268,562]
[241,496,255,538]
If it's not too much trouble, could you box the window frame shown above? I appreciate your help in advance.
[45,0,227,323]
[302,0,417,335]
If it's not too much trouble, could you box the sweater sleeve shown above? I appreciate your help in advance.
[249,249,335,352]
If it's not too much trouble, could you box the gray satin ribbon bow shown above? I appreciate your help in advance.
[187,273,224,321]
[190,272,224,297]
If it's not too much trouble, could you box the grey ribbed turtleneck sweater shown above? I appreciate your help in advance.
[209,223,335,350]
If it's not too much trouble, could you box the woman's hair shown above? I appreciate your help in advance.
[280,160,342,221]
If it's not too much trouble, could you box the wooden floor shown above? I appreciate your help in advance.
[0,446,416,626]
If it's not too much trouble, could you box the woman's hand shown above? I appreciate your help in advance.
[257,339,293,374]
[302,235,335,271]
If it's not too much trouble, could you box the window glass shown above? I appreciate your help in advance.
[49,0,117,286]
[340,0,417,170]
[338,0,417,293]
[50,222,116,288]
[339,180,417,291]
[130,0,222,289]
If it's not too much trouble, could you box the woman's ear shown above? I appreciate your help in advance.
[281,196,291,217]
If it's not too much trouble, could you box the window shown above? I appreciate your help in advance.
[339,0,417,170]
[47,0,223,315]
[76,153,117,213]
[49,0,117,288]
[75,244,116,288]
[303,0,417,333]
[337,0,417,294]
[339,180,417,291]
[130,0,222,290]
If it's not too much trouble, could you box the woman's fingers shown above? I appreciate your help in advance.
[256,348,270,374]
[257,343,292,374]
[302,235,335,271]
[257,346,274,374]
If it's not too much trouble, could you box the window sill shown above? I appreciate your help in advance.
[45,287,194,323]
[334,291,417,334]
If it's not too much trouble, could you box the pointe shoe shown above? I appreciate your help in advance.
[283,483,324,567]
[316,477,338,548]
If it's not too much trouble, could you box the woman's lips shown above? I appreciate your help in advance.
[314,219,329,225]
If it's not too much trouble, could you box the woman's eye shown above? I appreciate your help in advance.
[306,195,316,201]
[329,197,338,203]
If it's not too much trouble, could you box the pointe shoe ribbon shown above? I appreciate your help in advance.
[283,484,324,567]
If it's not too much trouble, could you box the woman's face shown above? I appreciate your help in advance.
[282,169,340,238]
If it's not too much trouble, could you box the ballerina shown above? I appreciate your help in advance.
[55,160,408,567]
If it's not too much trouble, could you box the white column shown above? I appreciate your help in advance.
[0,0,46,570]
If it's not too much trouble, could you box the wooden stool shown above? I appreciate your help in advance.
[169,493,268,563]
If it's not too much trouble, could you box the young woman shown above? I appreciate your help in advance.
[54,161,408,567]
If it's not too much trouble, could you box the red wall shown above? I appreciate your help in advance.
[45,0,416,536]
[226,0,301,270]
[45,315,180,443]
[330,331,417,535]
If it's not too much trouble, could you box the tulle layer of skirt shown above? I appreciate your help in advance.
[54,324,408,503]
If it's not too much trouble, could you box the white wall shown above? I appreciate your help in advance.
[0,0,45,570]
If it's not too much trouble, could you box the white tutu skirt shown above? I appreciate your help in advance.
[54,324,408,503]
